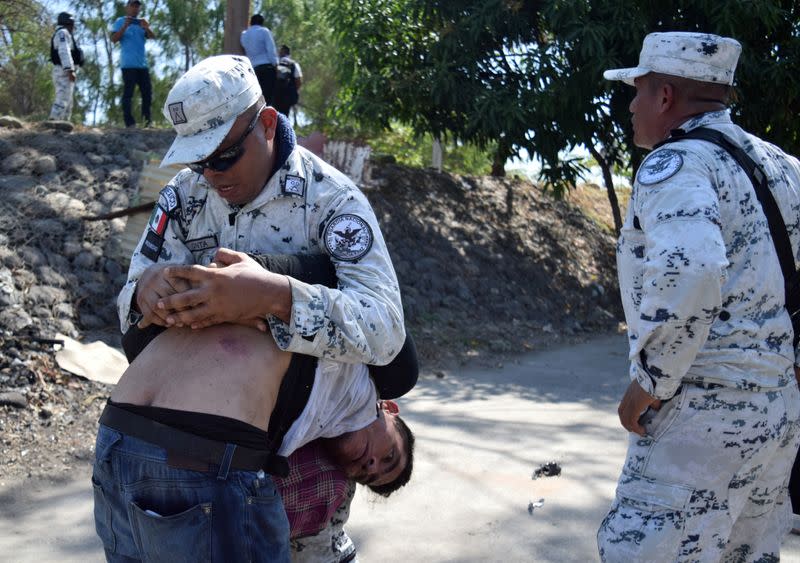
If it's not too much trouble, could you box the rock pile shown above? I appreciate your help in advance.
[368,164,622,364]
[0,122,175,480]
[0,125,173,344]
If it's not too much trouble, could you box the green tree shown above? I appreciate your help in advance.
[157,0,221,72]
[326,0,542,177]
[0,0,52,118]
[327,0,800,233]
[536,0,800,233]
[254,0,340,128]
[366,122,493,175]
[70,0,122,125]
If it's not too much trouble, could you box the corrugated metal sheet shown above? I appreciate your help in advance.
[114,162,183,265]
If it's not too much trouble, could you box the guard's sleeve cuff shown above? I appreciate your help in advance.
[117,281,138,333]
[267,278,327,354]
[632,362,679,401]
[631,362,656,395]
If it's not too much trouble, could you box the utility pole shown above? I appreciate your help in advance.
[223,0,249,55]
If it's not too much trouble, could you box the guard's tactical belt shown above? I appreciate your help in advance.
[656,127,800,346]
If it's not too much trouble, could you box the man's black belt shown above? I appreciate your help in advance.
[99,403,289,477]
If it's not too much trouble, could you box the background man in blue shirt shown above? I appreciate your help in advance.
[240,14,279,105]
[110,0,156,128]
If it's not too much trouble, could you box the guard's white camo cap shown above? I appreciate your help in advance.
[160,55,261,168]
[603,32,742,86]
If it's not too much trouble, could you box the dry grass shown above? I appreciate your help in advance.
[567,182,631,234]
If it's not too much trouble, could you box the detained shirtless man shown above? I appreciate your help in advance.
[92,323,412,563]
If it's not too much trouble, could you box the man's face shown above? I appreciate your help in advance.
[126,3,141,17]
[326,401,407,487]
[198,105,277,206]
[629,75,666,149]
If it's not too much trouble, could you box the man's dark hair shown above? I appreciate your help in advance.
[250,14,264,26]
[368,415,414,497]
[647,72,734,106]
[280,44,291,55]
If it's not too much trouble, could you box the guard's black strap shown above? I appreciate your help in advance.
[657,127,800,345]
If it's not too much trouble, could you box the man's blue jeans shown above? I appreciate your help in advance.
[92,424,290,562]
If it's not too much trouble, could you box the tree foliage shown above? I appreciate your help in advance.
[326,0,800,231]
[326,0,542,175]
[0,1,54,118]
[0,1,247,126]
[537,0,800,231]
[253,0,340,128]
[1,0,797,198]
[157,0,222,72]
[366,122,493,175]
[0,0,341,130]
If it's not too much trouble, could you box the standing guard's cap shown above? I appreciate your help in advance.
[57,12,75,26]
[161,55,261,168]
[603,32,742,86]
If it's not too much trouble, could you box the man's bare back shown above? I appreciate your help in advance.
[112,324,291,431]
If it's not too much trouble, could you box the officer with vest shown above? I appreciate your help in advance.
[49,12,83,121]
[598,32,800,562]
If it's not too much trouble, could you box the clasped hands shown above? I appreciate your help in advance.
[134,248,291,332]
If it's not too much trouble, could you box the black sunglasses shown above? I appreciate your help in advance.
[188,104,266,174]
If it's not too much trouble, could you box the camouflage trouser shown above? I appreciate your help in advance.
[598,382,800,563]
[49,66,75,121]
[290,481,358,563]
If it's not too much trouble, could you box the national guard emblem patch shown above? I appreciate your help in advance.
[168,102,187,125]
[637,149,684,185]
[323,214,373,262]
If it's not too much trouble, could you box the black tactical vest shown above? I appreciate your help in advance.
[50,27,84,67]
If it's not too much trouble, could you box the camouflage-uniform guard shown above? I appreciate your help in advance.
[599,32,800,562]
[48,12,80,121]
[118,55,405,366]
[117,55,405,561]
